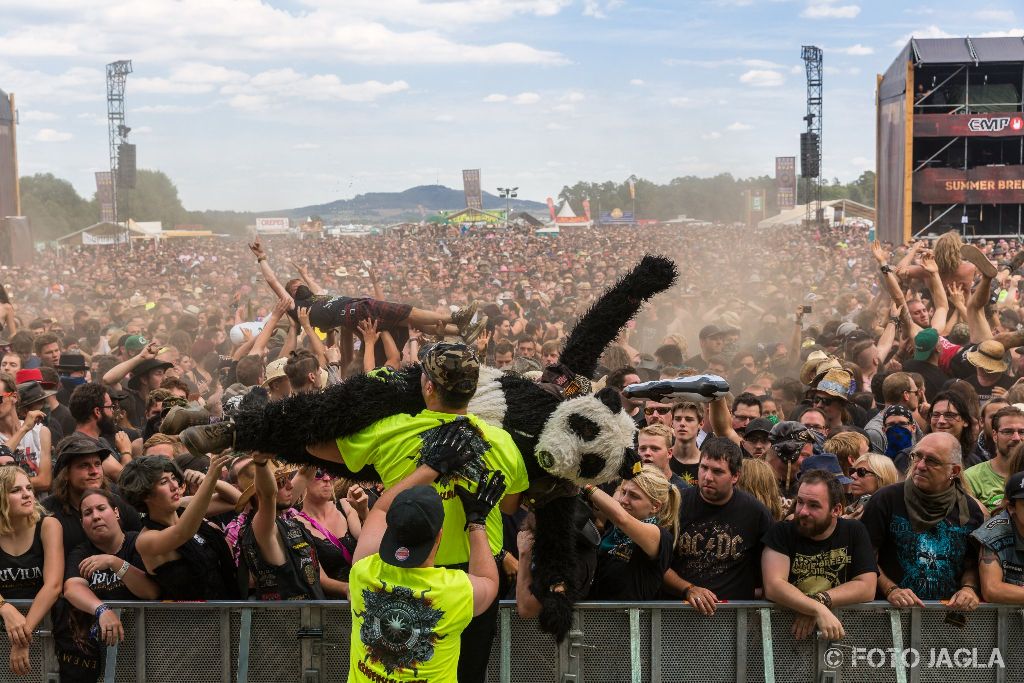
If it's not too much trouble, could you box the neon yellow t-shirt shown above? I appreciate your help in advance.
[337,409,528,566]
[963,460,1005,512]
[348,554,473,682]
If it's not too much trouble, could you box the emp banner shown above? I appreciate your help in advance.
[776,156,796,209]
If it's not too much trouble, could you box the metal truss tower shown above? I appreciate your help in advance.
[106,60,132,234]
[801,45,823,227]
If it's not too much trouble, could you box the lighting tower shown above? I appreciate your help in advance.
[801,45,823,227]
[497,187,518,228]
[106,60,132,237]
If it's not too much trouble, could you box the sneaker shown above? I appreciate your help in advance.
[462,315,489,345]
[961,244,997,278]
[450,301,478,333]
[160,405,212,435]
[180,421,236,457]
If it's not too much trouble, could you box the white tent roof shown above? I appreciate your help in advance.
[556,202,577,219]
[128,220,162,236]
[758,199,875,229]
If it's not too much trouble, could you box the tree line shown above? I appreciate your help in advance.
[18,168,876,241]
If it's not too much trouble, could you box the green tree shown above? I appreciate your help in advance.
[117,169,188,228]
[19,173,98,241]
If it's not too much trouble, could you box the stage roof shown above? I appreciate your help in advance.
[910,36,1024,65]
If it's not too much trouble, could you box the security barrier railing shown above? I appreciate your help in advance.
[3,600,1022,682]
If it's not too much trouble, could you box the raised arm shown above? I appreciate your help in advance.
[582,484,662,559]
[357,318,381,373]
[251,451,286,567]
[250,299,289,358]
[351,465,440,565]
[297,307,327,368]
[102,341,159,386]
[709,396,742,447]
[921,252,950,332]
[249,238,293,305]
[291,262,327,295]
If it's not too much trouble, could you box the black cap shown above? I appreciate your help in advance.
[53,433,114,476]
[379,485,444,568]
[1005,472,1024,501]
[699,324,724,340]
[743,417,774,438]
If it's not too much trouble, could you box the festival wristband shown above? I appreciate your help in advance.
[94,604,111,619]
[960,584,979,594]
[115,561,130,580]
[467,522,486,533]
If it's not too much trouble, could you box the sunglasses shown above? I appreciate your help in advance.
[851,468,876,478]
[810,395,842,407]
[644,406,672,416]
[314,468,333,481]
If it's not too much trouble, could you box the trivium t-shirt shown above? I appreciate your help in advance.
[761,518,877,595]
[337,410,529,566]
[861,482,985,600]
[348,554,473,682]
[672,488,774,599]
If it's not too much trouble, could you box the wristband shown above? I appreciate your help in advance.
[880,264,892,274]
[884,584,899,597]
[581,484,597,501]
[94,604,110,619]
[814,591,833,609]
[257,256,267,263]
[115,561,130,580]
[466,522,486,533]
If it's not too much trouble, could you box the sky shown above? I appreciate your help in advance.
[1,1,1021,211]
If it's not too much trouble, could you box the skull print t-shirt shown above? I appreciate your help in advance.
[348,553,473,682]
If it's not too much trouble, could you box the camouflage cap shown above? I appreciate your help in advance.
[420,342,480,395]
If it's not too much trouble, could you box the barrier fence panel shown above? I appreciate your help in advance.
[1,601,1020,682]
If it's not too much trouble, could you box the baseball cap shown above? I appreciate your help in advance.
[379,485,445,568]
[1005,471,1024,501]
[914,328,940,361]
[262,357,288,387]
[125,335,148,354]
[420,342,480,395]
[53,433,114,476]
[699,324,724,340]
[836,322,859,338]
[743,417,774,439]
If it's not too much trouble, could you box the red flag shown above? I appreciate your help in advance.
[547,197,556,221]
[582,199,591,221]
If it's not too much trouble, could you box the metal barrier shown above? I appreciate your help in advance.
[3,600,1022,682]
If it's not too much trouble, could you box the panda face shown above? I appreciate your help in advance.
[533,395,637,485]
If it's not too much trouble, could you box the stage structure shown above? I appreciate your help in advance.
[877,36,1024,243]
[106,60,133,244]
[801,46,823,227]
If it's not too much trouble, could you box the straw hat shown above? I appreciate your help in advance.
[799,351,842,387]
[234,460,300,512]
[966,340,1009,373]
[814,368,853,401]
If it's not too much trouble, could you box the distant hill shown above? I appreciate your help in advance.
[279,185,548,222]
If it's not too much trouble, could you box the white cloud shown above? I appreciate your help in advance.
[132,104,202,114]
[701,131,722,140]
[583,0,623,18]
[802,1,861,19]
[483,93,509,102]
[726,122,753,131]
[433,114,455,122]
[974,10,1015,23]
[975,28,1024,38]
[546,122,568,130]
[0,65,102,106]
[33,128,73,142]
[851,156,871,168]
[739,69,784,87]
[513,92,541,104]
[835,43,873,55]
[132,126,154,134]
[19,110,59,122]
[892,25,954,46]
[133,77,216,95]
[562,91,585,103]
[219,69,408,109]
[665,57,786,69]
[630,79,645,86]
[292,142,320,149]
[669,96,693,107]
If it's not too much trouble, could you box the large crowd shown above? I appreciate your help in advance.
[2,222,1024,680]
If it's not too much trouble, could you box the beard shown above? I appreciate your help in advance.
[796,514,833,538]
[98,414,118,435]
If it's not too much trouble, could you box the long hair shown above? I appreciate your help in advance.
[852,454,900,488]
[934,232,962,278]
[928,390,976,457]
[737,458,784,521]
[626,464,682,546]
[0,465,45,535]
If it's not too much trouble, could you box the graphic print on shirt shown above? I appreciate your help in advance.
[676,521,745,579]
[791,548,852,595]
[416,420,490,486]
[890,514,969,598]
[357,582,446,675]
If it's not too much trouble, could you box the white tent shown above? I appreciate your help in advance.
[757,199,876,229]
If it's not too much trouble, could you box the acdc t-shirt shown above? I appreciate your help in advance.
[762,518,877,595]
[672,488,773,599]
[861,483,985,600]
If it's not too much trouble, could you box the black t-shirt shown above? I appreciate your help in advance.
[672,488,773,599]
[64,532,145,600]
[669,459,699,486]
[861,482,985,600]
[589,526,673,601]
[900,359,950,403]
[683,354,708,372]
[762,518,877,595]
[42,492,143,555]
[964,372,1015,403]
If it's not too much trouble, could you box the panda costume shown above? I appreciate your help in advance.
[214,255,679,641]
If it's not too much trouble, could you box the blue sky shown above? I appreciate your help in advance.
[1,1,1020,211]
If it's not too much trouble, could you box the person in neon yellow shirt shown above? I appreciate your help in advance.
[348,465,504,682]
[305,343,527,682]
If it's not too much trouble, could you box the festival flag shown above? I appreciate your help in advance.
[628,179,636,200]
[582,199,591,221]
[547,197,556,221]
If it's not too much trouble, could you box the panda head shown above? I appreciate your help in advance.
[533,387,640,485]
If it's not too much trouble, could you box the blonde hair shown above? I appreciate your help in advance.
[737,458,784,521]
[626,464,682,546]
[823,432,865,475]
[852,454,900,488]
[638,423,673,449]
[0,466,45,535]
[934,232,962,277]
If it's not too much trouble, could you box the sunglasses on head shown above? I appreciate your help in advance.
[644,406,672,416]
